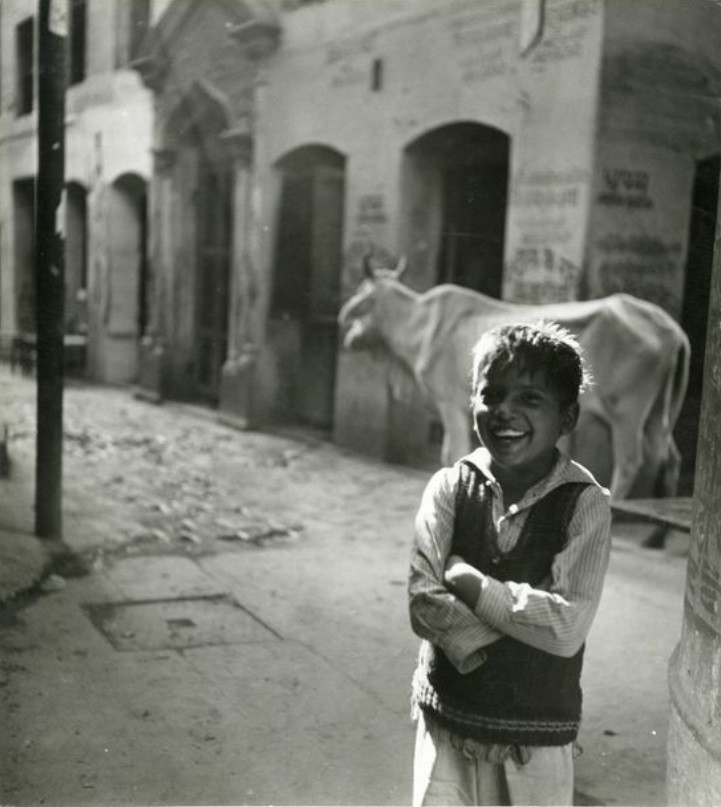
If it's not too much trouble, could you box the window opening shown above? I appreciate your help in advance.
[13,179,37,332]
[68,0,87,85]
[16,17,34,116]
[129,0,150,62]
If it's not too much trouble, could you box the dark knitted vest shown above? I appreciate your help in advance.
[412,459,590,746]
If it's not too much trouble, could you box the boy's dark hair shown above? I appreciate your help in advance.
[471,321,592,408]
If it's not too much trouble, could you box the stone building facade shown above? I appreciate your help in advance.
[134,1,721,471]
[0,0,172,382]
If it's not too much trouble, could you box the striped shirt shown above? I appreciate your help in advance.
[409,447,612,674]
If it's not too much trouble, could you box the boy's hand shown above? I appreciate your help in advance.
[444,554,485,610]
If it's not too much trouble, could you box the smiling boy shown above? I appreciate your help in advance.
[409,322,612,806]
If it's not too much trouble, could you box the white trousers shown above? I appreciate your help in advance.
[413,713,575,807]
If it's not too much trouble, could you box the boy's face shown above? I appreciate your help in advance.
[472,360,579,482]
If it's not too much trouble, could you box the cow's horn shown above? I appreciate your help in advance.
[395,256,408,279]
[362,253,375,278]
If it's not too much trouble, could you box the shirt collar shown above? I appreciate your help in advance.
[462,446,604,508]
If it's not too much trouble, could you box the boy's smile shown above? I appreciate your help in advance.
[473,362,578,492]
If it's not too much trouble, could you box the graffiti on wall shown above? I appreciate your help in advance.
[448,3,516,84]
[597,169,654,210]
[506,247,580,302]
[505,168,588,302]
[594,232,683,313]
[346,194,391,287]
[528,0,601,70]
[325,33,377,89]
[589,154,692,318]
[357,194,388,225]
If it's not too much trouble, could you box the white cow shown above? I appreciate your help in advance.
[338,257,691,499]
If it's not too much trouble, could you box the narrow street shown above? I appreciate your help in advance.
[0,368,689,806]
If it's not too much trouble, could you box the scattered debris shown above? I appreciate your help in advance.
[180,532,201,545]
[0,423,10,478]
[40,574,66,593]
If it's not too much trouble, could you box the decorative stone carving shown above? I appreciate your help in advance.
[229,19,282,60]
[131,54,170,92]
[220,122,253,164]
[152,148,176,174]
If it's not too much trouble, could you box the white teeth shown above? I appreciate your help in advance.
[494,429,525,438]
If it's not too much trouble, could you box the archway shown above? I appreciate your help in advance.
[12,178,36,334]
[401,122,510,297]
[105,173,148,383]
[393,122,510,466]
[271,145,346,430]
[64,182,88,335]
[167,82,233,402]
[677,153,720,493]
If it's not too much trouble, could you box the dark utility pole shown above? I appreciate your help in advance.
[35,0,66,538]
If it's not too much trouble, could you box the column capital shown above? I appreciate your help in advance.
[131,55,169,93]
[152,148,176,174]
[220,124,253,164]
[228,18,281,60]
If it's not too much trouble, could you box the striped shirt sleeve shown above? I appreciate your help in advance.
[474,484,612,657]
[408,467,503,673]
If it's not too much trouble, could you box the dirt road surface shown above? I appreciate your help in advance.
[0,367,688,805]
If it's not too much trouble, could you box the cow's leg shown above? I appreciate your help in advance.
[609,420,645,500]
[437,402,472,467]
[661,438,682,497]
[642,428,681,498]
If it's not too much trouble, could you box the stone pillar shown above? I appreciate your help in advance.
[218,125,257,425]
[666,161,721,805]
[136,147,175,401]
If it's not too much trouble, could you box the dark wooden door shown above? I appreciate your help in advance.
[196,163,232,401]
[439,160,507,298]
[302,164,345,430]
[273,160,345,429]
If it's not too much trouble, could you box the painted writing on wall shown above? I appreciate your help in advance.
[448,3,517,84]
[325,33,377,89]
[588,149,693,319]
[505,168,588,302]
[529,0,601,70]
[597,169,654,210]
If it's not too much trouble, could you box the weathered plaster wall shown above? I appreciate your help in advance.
[255,0,604,461]
[65,72,154,383]
[0,0,39,349]
[503,0,604,304]
[0,0,157,379]
[588,143,694,316]
[146,0,257,398]
[586,0,721,318]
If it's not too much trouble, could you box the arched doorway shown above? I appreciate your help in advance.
[64,182,88,335]
[193,148,232,401]
[271,145,346,430]
[105,173,148,383]
[393,122,510,467]
[12,178,36,334]
[402,122,510,297]
[168,81,234,403]
[677,153,720,493]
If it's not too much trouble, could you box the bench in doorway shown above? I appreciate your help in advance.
[10,333,88,376]
[611,497,693,548]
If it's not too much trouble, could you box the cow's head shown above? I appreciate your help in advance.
[337,254,408,350]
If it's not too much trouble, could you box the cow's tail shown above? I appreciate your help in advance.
[669,327,691,427]
[656,327,691,496]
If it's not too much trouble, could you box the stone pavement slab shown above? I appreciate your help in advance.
[1,568,413,806]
